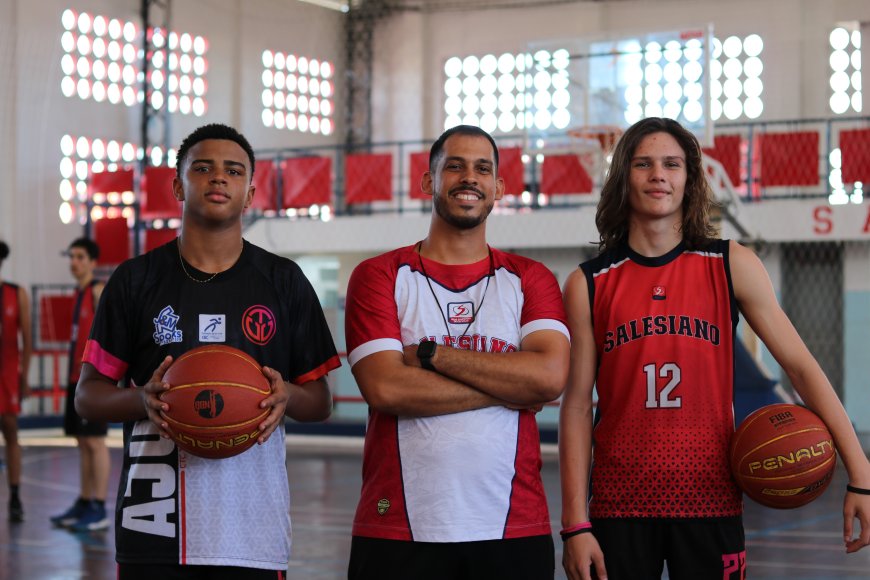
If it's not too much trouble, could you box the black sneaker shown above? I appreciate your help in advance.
[9,497,23,523]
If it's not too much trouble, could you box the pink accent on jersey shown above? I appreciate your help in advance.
[83,338,129,380]
[294,354,341,385]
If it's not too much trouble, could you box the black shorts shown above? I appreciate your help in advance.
[590,516,745,580]
[117,563,286,580]
[348,534,555,580]
[63,382,108,436]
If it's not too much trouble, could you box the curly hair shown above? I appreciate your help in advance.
[595,117,719,252]
[175,124,256,180]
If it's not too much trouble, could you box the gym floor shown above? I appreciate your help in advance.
[2,430,869,579]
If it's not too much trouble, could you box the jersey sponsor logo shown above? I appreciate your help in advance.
[652,285,666,300]
[377,498,390,515]
[419,334,518,352]
[242,305,276,345]
[447,301,474,324]
[199,314,226,342]
[153,305,183,346]
[603,314,720,352]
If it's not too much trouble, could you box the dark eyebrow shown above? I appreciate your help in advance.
[444,156,494,166]
[632,155,685,162]
[190,158,248,171]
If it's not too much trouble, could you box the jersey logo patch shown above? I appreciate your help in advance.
[153,305,183,346]
[447,301,474,324]
[652,285,667,300]
[199,314,226,342]
[243,305,276,345]
[377,498,390,515]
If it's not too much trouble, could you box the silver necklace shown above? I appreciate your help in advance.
[177,238,242,284]
[416,242,494,343]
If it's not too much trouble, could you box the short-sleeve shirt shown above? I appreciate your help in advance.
[345,244,568,543]
[581,240,742,519]
[83,240,341,570]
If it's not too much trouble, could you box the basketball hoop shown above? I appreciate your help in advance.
[566,125,624,153]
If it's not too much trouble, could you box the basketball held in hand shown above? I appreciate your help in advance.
[161,345,271,459]
[730,403,836,509]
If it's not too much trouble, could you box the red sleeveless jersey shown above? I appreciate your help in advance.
[582,240,742,518]
[68,281,98,383]
[0,283,22,412]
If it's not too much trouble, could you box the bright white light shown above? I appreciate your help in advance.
[194,57,206,76]
[59,202,74,224]
[462,95,480,115]
[830,50,850,72]
[61,54,75,75]
[624,84,643,105]
[497,53,515,75]
[684,81,703,101]
[262,109,274,127]
[75,160,89,180]
[445,96,462,116]
[534,71,551,92]
[481,113,497,133]
[321,61,333,78]
[724,78,743,99]
[723,36,743,58]
[743,34,763,57]
[644,41,662,63]
[830,28,850,50]
[108,19,122,40]
[533,91,551,111]
[625,104,643,124]
[744,77,763,98]
[462,76,480,96]
[298,57,309,75]
[498,92,515,113]
[123,22,137,43]
[664,41,682,63]
[645,83,663,103]
[534,109,551,130]
[684,39,703,62]
[76,57,91,78]
[552,108,570,129]
[322,118,333,135]
[664,62,682,83]
[664,82,682,102]
[76,78,91,100]
[274,52,286,70]
[644,102,663,117]
[77,35,91,56]
[480,54,498,75]
[683,100,703,122]
[497,74,515,94]
[830,71,850,92]
[194,36,207,56]
[274,110,285,129]
[723,58,742,80]
[710,99,723,121]
[76,137,90,158]
[60,157,74,178]
[852,30,861,49]
[262,51,274,69]
[180,33,192,52]
[852,91,862,112]
[683,60,703,83]
[744,97,763,118]
[77,12,92,34]
[663,101,681,119]
[462,56,480,77]
[644,63,663,84]
[62,9,77,31]
[480,93,497,114]
[744,56,763,78]
[553,88,570,109]
[93,38,106,59]
[723,98,743,119]
[480,74,497,94]
[122,143,136,162]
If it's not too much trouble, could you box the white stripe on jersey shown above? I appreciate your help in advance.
[348,337,403,367]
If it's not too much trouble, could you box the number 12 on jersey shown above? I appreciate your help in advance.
[644,362,682,409]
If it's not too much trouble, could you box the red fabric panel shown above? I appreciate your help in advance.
[144,228,178,252]
[346,153,392,204]
[758,131,819,187]
[250,160,278,211]
[540,154,593,194]
[281,157,332,208]
[408,151,429,200]
[141,166,182,219]
[94,217,130,265]
[702,134,742,187]
[39,295,75,343]
[499,146,525,196]
[840,128,870,184]
[90,169,134,195]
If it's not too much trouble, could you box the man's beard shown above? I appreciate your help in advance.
[433,191,493,230]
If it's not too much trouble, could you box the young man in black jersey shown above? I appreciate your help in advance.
[75,124,340,579]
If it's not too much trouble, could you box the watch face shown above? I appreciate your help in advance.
[418,340,437,358]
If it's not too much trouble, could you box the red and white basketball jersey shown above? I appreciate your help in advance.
[582,240,742,518]
[345,244,568,542]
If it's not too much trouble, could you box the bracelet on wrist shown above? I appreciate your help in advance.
[847,484,870,495]
[560,527,593,541]
[559,521,592,541]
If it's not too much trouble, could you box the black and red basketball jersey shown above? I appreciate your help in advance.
[582,240,742,518]
[83,240,340,570]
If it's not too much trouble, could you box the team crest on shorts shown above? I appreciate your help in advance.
[652,286,667,300]
[447,301,474,324]
[377,498,391,515]
[153,305,183,345]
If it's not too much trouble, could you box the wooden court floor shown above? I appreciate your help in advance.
[2,430,869,579]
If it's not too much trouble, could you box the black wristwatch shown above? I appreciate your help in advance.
[416,340,437,371]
